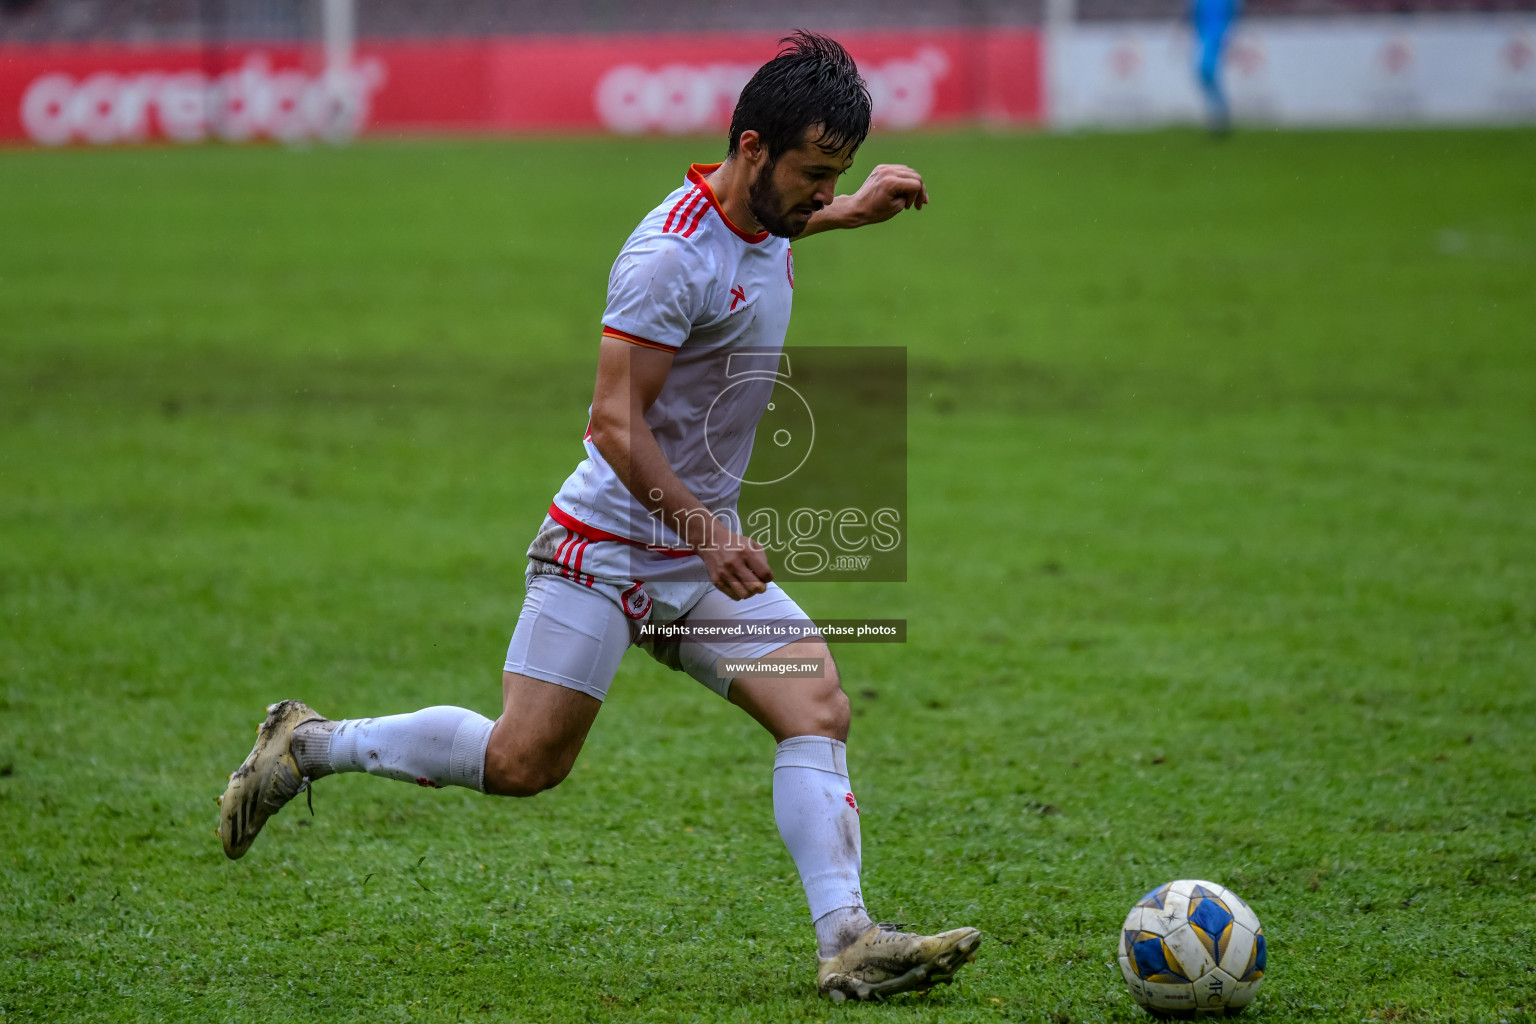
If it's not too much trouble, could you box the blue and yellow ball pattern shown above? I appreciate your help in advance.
[1188,885,1234,964]
[1239,929,1266,983]
[1117,879,1267,1019]
[1126,929,1192,984]
[1137,883,1172,911]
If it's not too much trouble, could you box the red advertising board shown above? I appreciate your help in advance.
[0,28,1041,145]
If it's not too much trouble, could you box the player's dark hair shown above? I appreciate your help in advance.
[728,31,872,160]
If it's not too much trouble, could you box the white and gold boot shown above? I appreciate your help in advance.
[817,923,982,1001]
[217,700,325,860]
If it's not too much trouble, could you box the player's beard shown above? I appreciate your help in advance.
[748,160,815,239]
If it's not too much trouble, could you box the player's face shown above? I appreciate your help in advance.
[748,131,857,238]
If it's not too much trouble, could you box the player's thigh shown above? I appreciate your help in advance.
[727,636,848,743]
[486,672,602,795]
[490,574,630,794]
[663,583,848,742]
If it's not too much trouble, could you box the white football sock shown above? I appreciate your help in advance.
[293,706,494,793]
[815,905,878,959]
[773,735,875,957]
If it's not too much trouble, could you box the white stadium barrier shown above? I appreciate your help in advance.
[1048,16,1536,127]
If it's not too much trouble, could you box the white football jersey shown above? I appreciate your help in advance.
[549,162,796,549]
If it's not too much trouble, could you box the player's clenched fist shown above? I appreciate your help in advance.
[700,529,774,601]
[845,163,929,227]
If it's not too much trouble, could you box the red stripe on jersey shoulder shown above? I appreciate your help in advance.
[665,189,706,235]
[681,197,710,238]
[602,326,677,352]
[662,187,700,234]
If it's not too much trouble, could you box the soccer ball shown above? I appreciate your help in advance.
[1118,879,1266,1018]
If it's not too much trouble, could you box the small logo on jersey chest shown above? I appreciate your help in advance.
[729,285,747,312]
[786,248,795,289]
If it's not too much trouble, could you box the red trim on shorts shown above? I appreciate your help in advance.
[551,527,594,586]
[547,502,694,559]
[556,529,575,582]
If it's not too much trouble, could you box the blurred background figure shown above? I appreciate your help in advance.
[1190,0,1239,134]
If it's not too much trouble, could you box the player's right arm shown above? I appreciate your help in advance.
[796,163,929,239]
[587,336,773,601]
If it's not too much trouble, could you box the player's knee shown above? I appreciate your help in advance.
[809,657,850,737]
[818,682,851,738]
[481,749,571,798]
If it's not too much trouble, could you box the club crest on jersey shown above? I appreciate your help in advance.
[786,248,795,289]
[620,580,652,620]
[730,285,747,311]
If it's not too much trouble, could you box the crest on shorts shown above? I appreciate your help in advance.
[620,580,652,620]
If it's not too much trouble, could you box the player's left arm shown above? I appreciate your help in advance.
[795,163,929,239]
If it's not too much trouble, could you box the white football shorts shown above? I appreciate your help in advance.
[503,513,818,701]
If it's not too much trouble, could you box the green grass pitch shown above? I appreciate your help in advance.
[1,128,1533,1023]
